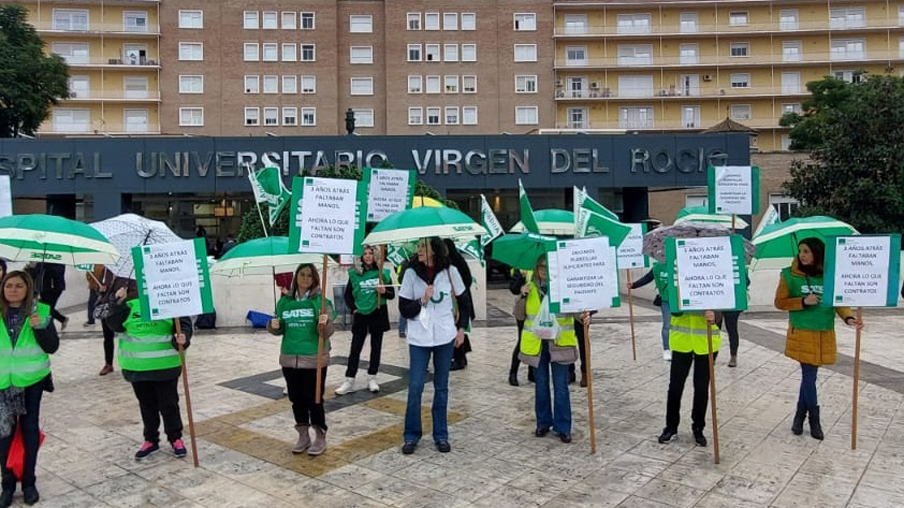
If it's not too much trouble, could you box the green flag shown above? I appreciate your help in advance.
[753,206,780,238]
[576,208,633,246]
[519,179,540,234]
[574,186,619,221]
[480,194,504,248]
[457,238,485,266]
[248,155,291,226]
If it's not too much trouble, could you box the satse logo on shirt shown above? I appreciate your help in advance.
[282,308,315,319]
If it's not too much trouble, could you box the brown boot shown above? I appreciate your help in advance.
[292,425,311,454]
[308,426,327,456]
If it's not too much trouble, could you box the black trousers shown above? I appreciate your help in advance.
[102,320,115,366]
[346,312,385,377]
[0,382,44,489]
[132,379,183,443]
[41,291,66,324]
[511,320,525,375]
[283,366,327,430]
[87,289,98,324]
[722,311,741,356]
[569,319,588,377]
[666,351,717,432]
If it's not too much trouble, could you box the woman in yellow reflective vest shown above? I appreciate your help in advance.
[0,271,58,508]
[106,287,191,461]
[518,256,591,443]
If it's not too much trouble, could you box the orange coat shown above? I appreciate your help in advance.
[774,260,854,366]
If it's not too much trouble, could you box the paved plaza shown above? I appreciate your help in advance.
[20,291,904,508]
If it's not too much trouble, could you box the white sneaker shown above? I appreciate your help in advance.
[335,378,355,395]
[367,375,380,393]
[663,350,672,361]
[282,386,288,396]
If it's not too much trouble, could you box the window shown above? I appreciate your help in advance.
[407,13,421,30]
[262,11,277,29]
[782,103,802,114]
[567,107,589,129]
[426,107,441,125]
[781,134,793,151]
[301,75,316,93]
[68,75,89,98]
[52,42,89,64]
[514,44,538,62]
[425,75,441,94]
[282,12,296,29]
[282,43,297,62]
[53,108,90,132]
[445,107,460,125]
[514,13,537,31]
[730,73,750,88]
[516,75,537,93]
[353,109,374,127]
[679,12,698,33]
[685,195,708,208]
[780,9,799,30]
[770,194,799,220]
[617,44,653,65]
[730,42,749,57]
[461,13,476,30]
[565,46,588,66]
[179,42,203,61]
[682,105,700,128]
[179,75,203,94]
[301,107,316,126]
[444,44,459,62]
[515,106,539,125]
[564,14,588,34]
[124,109,148,132]
[830,7,865,28]
[244,43,259,61]
[262,43,278,62]
[179,10,203,29]
[679,43,698,64]
[264,107,279,126]
[244,75,259,94]
[899,5,904,26]
[408,75,422,93]
[444,75,459,93]
[282,75,297,94]
[831,39,865,60]
[900,37,904,58]
[833,70,864,83]
[782,41,801,62]
[425,13,440,30]
[300,12,315,29]
[408,44,422,61]
[618,106,654,128]
[461,44,477,62]
[263,75,278,94]
[350,46,373,64]
[350,77,374,95]
[730,104,751,120]
[301,44,315,61]
[729,12,749,26]
[781,72,801,94]
[425,44,440,62]
[462,106,478,125]
[350,15,373,33]
[283,107,297,126]
[408,107,423,125]
[244,11,259,30]
[618,75,654,98]
[443,13,458,30]
[180,107,204,126]
[567,76,587,97]
[124,11,148,32]
[462,75,477,93]
[52,9,89,31]
[617,13,651,34]
[245,107,260,126]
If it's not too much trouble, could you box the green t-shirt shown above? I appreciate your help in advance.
[276,295,335,356]
[349,268,392,315]
[653,261,670,301]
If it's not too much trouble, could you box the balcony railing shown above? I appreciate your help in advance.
[66,90,161,101]
[554,19,903,37]
[58,56,161,67]
[555,85,808,99]
[555,50,902,68]
[554,118,786,130]
[34,21,160,35]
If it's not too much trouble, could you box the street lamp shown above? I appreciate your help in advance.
[345,108,356,135]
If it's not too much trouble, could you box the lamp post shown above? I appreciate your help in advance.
[345,108,356,135]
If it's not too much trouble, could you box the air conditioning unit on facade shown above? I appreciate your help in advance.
[590,82,600,89]
[702,74,713,81]
[555,79,564,87]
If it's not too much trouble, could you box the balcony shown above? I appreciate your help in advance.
[59,56,160,69]
[66,90,161,102]
[555,51,903,69]
[34,21,160,37]
[555,85,810,100]
[553,118,786,131]
[554,19,903,38]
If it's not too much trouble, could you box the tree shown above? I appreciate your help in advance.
[0,5,69,137]
[780,74,904,234]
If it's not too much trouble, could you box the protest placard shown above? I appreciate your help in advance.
[363,168,415,223]
[133,238,214,321]
[617,223,648,269]
[547,237,619,314]
[707,166,760,216]
[666,236,748,312]
[824,235,901,307]
[288,176,367,256]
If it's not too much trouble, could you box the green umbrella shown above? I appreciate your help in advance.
[0,214,119,265]
[751,216,858,270]
[675,206,749,229]
[511,209,575,236]
[363,207,486,245]
[210,236,334,277]
[490,233,557,271]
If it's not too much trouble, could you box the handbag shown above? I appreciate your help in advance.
[92,291,117,321]
[446,269,460,323]
[512,296,527,321]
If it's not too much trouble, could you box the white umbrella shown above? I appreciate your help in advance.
[90,214,182,277]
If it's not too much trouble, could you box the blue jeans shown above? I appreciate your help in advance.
[799,363,819,407]
[535,341,572,435]
[399,315,407,335]
[660,299,671,350]
[404,341,455,444]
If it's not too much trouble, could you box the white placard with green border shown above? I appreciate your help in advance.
[617,223,649,269]
[707,166,760,216]
[547,237,620,314]
[666,235,748,312]
[823,235,901,308]
[132,238,214,321]
[0,175,11,218]
[363,168,416,223]
[288,176,367,256]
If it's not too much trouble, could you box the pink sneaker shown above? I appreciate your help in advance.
[134,441,159,460]
[171,439,187,458]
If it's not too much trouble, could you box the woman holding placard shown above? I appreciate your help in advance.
[775,238,862,440]
[398,238,470,455]
[518,255,591,444]
[268,263,335,456]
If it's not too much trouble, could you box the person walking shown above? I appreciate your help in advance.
[658,309,720,446]
[444,239,474,371]
[0,271,59,507]
[267,263,335,456]
[518,255,590,443]
[84,264,106,327]
[28,263,68,331]
[398,238,470,455]
[775,238,861,440]
[508,268,531,386]
[336,245,394,395]
[106,286,191,460]
[629,261,672,361]
[98,276,137,377]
